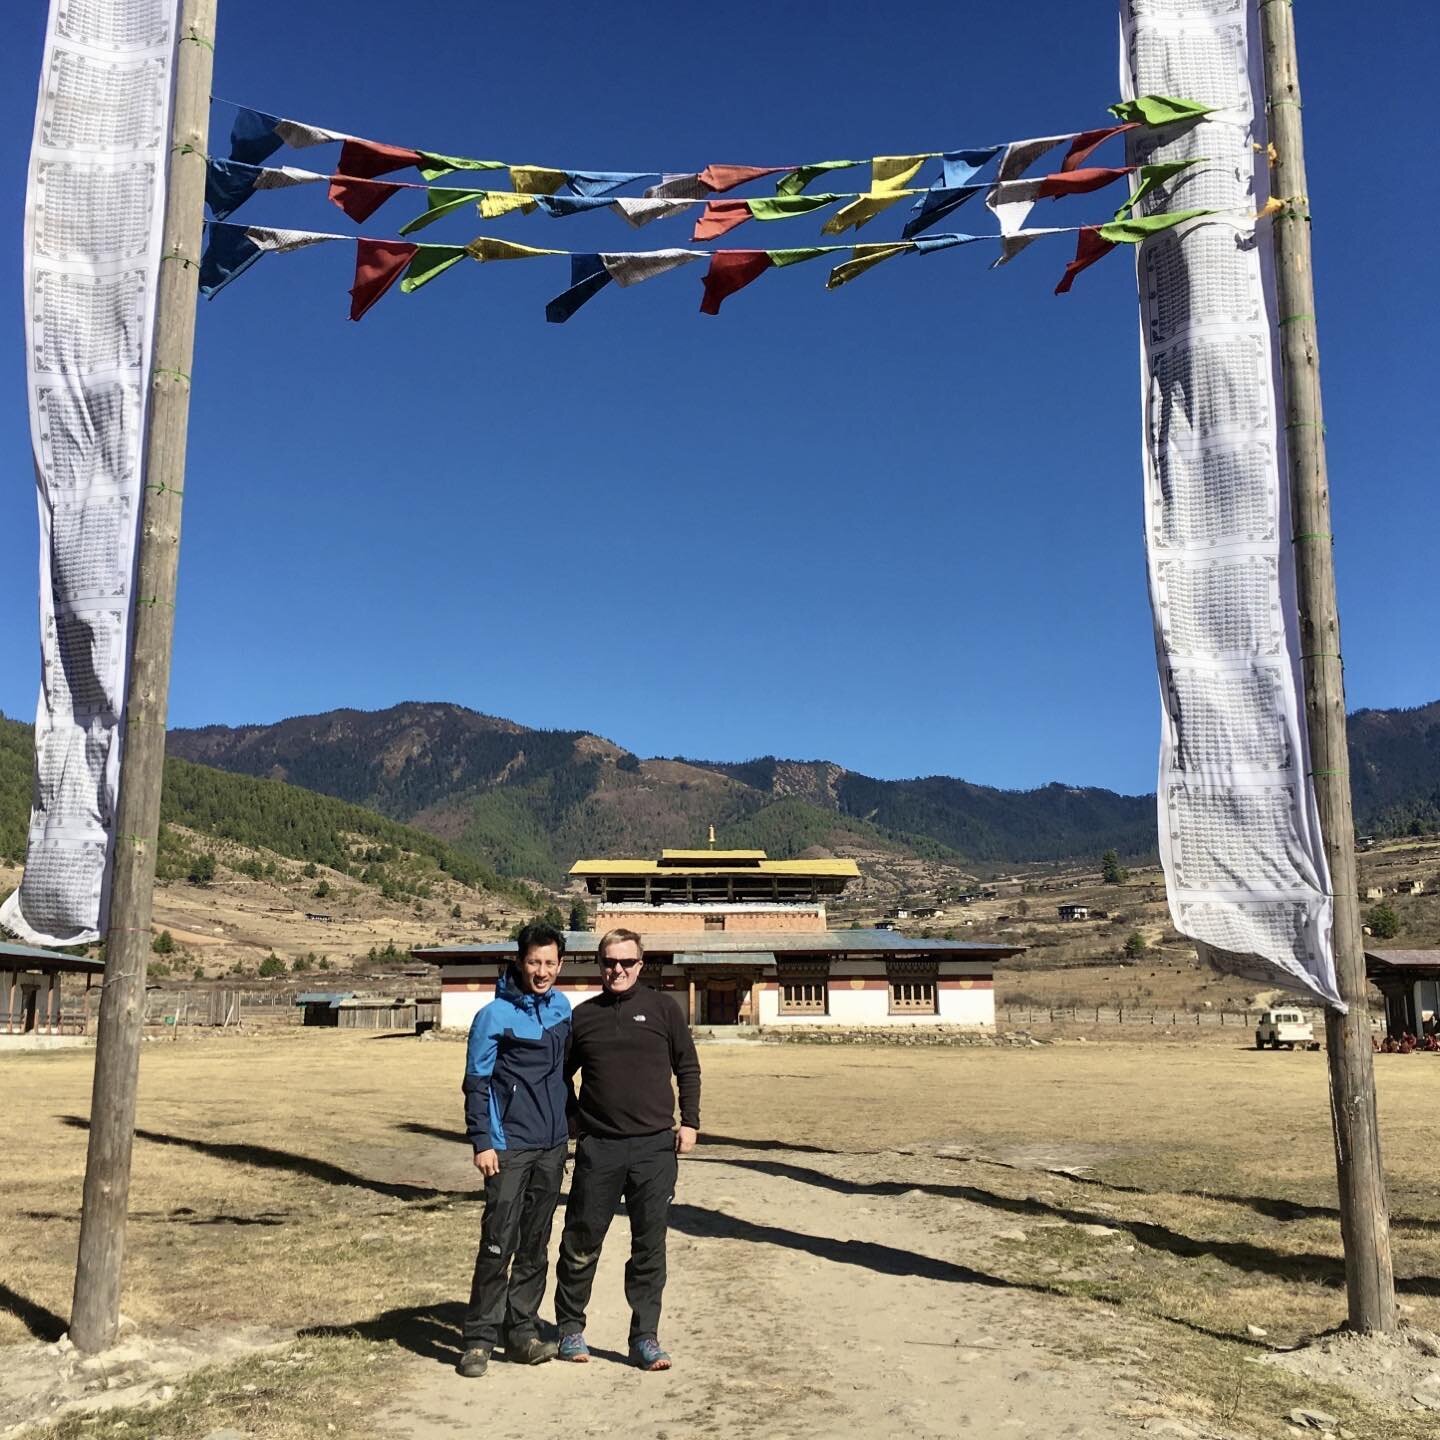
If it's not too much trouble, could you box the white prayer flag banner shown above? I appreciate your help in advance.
[2,0,180,946]
[1119,0,1339,1006]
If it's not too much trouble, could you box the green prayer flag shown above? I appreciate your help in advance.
[1108,95,1214,127]
[776,159,862,197]
[399,188,487,237]
[401,245,470,294]
[417,152,507,182]
[1113,159,1203,220]
[747,195,840,222]
[1097,208,1213,244]
[767,246,831,267]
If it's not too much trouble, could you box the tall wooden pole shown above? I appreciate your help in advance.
[69,0,217,1354]
[1259,1,1396,1333]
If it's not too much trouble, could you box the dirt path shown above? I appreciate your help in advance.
[379,1135,1187,1440]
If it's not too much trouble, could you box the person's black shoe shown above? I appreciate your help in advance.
[507,1336,558,1365]
[456,1346,491,1378]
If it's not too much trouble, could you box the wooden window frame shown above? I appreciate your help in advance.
[778,961,829,1016]
[887,959,938,1016]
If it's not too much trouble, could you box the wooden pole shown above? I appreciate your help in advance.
[1259,1,1396,1333]
[69,0,216,1354]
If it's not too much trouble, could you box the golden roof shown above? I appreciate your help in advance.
[569,856,860,879]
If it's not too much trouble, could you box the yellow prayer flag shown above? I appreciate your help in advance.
[465,236,564,262]
[478,191,539,219]
[825,243,913,289]
[509,165,568,196]
[822,154,931,234]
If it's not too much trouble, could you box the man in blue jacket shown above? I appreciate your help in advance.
[458,922,572,1377]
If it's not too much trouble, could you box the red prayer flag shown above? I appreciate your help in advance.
[328,174,405,222]
[336,138,424,180]
[692,200,752,241]
[1035,165,1133,199]
[1061,124,1137,172]
[699,251,774,315]
[697,164,789,193]
[350,239,418,320]
[1054,227,1117,294]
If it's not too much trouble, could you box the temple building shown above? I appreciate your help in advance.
[418,846,1021,1033]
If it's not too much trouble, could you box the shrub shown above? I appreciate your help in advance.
[151,930,175,955]
[257,953,286,977]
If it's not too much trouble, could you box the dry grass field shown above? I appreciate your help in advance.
[3,1031,1440,1439]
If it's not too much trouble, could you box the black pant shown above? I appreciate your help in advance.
[554,1131,678,1345]
[462,1142,566,1350]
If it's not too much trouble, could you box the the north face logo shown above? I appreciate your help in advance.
[633,1013,646,1021]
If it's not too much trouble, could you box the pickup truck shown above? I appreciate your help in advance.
[1254,1008,1320,1050]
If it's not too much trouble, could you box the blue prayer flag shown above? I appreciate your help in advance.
[940,147,1001,189]
[199,223,265,298]
[229,108,284,167]
[545,255,612,323]
[903,185,985,240]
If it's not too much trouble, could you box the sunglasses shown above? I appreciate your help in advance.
[600,956,642,970]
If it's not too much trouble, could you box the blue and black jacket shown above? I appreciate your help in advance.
[463,969,572,1153]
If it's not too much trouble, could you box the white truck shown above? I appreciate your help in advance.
[1254,1008,1320,1050]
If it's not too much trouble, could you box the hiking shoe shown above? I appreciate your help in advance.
[507,1335,557,1365]
[456,1346,490,1378]
[630,1336,671,1371]
[557,1332,590,1363]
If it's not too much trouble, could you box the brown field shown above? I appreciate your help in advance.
[3,1031,1440,1439]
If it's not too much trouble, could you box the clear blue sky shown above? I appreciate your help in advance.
[1,2,1431,796]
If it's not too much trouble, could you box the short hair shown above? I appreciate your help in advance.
[596,927,644,962]
[516,922,566,962]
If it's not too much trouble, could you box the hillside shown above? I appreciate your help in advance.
[1348,700,1440,837]
[0,712,541,911]
[166,701,1157,882]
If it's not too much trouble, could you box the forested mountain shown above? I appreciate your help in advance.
[8,698,1434,896]
[0,712,537,905]
[167,702,1158,882]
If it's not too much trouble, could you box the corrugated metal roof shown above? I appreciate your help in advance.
[295,991,353,1005]
[569,858,860,878]
[1365,949,1440,971]
[417,930,1022,960]
[0,941,104,971]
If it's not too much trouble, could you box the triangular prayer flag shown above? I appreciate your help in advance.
[1113,160,1203,219]
[418,152,506,182]
[903,184,984,240]
[613,196,692,227]
[692,201,752,241]
[776,160,861,197]
[767,246,831,268]
[823,155,929,233]
[206,158,260,220]
[991,226,1068,268]
[1061,124,1137,172]
[939,147,1001,188]
[510,165,567,196]
[562,171,656,197]
[199,223,265,296]
[478,191,539,219]
[398,188,488,236]
[400,245,470,294]
[748,195,837,223]
[699,251,773,314]
[601,249,706,287]
[546,255,612,323]
[1054,227,1117,293]
[228,108,284,167]
[1033,165,1133,199]
[535,195,621,217]
[337,138,424,181]
[1108,95,1214,127]
[328,174,406,223]
[826,243,913,290]
[910,232,982,256]
[643,173,711,201]
[697,164,789,193]
[274,118,350,148]
[1095,208,1213,243]
[350,239,417,320]
[996,135,1070,182]
[465,237,564,262]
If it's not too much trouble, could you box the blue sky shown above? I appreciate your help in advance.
[0,2,1432,796]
